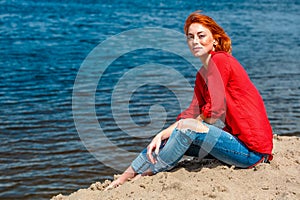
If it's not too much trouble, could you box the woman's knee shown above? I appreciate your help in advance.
[177,118,209,133]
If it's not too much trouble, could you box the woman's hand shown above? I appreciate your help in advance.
[198,114,217,124]
[146,134,163,164]
[146,120,180,164]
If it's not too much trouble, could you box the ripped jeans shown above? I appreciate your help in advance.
[131,121,267,174]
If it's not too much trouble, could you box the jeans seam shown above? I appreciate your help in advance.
[217,146,249,157]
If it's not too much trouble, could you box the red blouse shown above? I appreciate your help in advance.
[177,51,273,156]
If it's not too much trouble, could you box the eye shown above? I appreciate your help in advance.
[187,35,194,40]
[197,33,206,38]
[186,35,194,40]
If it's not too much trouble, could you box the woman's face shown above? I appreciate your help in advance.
[186,23,215,58]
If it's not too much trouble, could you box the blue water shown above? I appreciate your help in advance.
[0,0,299,199]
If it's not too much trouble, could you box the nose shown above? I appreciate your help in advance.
[193,35,200,44]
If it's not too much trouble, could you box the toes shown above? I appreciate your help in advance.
[104,181,121,191]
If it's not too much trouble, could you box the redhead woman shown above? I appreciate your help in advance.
[106,11,273,190]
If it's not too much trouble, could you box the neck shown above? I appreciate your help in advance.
[200,53,212,69]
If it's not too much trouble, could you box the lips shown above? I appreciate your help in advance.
[193,47,202,51]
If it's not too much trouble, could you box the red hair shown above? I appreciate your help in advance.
[184,11,232,54]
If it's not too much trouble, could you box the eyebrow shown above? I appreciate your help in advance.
[187,31,205,35]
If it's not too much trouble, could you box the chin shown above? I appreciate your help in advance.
[194,52,203,57]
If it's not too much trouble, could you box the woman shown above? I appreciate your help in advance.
[106,11,273,190]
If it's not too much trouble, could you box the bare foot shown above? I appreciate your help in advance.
[104,166,137,191]
[131,174,142,182]
[104,179,122,191]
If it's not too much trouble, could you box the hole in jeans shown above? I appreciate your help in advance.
[176,118,209,133]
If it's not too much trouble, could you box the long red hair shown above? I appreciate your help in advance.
[184,11,232,54]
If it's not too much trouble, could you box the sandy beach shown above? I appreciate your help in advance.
[52,135,300,200]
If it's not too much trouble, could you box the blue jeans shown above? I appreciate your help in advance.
[131,123,267,174]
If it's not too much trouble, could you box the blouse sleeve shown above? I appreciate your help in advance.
[201,53,231,119]
[176,72,205,121]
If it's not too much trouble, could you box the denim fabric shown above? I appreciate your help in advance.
[131,123,265,174]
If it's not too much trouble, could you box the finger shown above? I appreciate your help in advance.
[154,140,161,155]
[147,144,155,164]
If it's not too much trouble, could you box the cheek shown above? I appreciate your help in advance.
[187,42,193,49]
[200,38,213,46]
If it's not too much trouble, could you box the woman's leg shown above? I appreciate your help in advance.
[105,127,199,190]
[107,119,266,189]
[130,118,209,174]
[184,123,266,168]
[105,119,204,189]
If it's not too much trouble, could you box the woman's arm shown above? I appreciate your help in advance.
[200,53,231,121]
[198,114,217,124]
[147,120,180,164]
[147,115,212,163]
